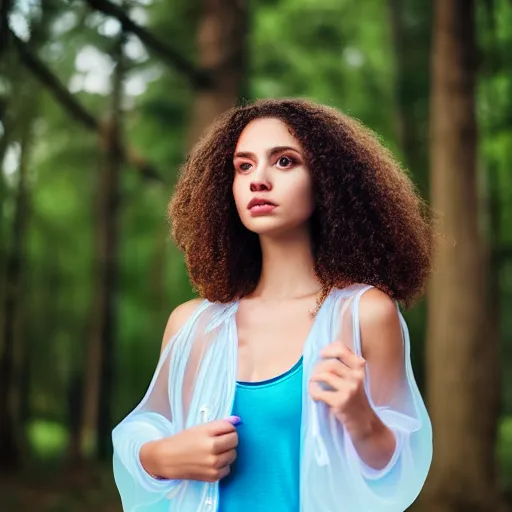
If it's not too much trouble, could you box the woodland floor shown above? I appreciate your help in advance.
[0,465,120,512]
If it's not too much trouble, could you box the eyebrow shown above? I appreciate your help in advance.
[233,146,302,160]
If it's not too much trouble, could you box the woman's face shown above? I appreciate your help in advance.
[232,117,315,237]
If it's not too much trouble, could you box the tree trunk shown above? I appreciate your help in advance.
[0,132,30,473]
[97,37,125,459]
[66,373,83,465]
[387,0,417,165]
[150,225,169,320]
[387,0,431,196]
[79,36,124,461]
[420,0,501,510]
[0,0,13,56]
[187,0,248,147]
[0,124,9,335]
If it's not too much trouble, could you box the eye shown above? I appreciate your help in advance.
[276,155,297,169]
[235,161,252,172]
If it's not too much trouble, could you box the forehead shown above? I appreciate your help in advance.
[235,117,300,152]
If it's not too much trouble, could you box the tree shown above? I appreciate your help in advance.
[186,0,248,147]
[78,32,126,462]
[0,11,44,472]
[0,130,30,473]
[387,0,431,191]
[421,0,501,509]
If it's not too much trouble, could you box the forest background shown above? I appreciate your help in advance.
[1,0,512,511]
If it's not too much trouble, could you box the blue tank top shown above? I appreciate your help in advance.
[218,358,303,512]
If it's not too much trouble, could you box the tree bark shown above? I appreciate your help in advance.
[387,0,416,161]
[0,131,30,473]
[66,373,83,466]
[150,225,169,320]
[79,36,124,461]
[420,0,501,509]
[0,0,13,56]
[0,119,9,325]
[187,0,248,147]
[387,0,430,194]
[388,0,412,156]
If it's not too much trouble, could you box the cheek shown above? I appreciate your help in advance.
[287,174,315,216]
[232,178,243,208]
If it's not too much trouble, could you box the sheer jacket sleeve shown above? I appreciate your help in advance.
[343,287,432,501]
[302,285,432,512]
[111,300,237,512]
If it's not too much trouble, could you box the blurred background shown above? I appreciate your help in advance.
[0,0,511,510]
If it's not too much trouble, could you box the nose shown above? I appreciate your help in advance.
[250,164,272,192]
[250,180,271,192]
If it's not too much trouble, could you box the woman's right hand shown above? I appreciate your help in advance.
[139,418,240,482]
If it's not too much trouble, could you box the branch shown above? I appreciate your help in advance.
[83,0,211,89]
[11,31,162,182]
[13,33,98,130]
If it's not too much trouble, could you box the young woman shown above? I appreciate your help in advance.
[112,99,433,512]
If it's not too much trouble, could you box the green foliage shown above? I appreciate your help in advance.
[28,420,68,458]
[252,0,395,137]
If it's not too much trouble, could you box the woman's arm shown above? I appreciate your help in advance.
[349,288,408,471]
[160,299,205,353]
[310,289,406,470]
[112,298,205,511]
[306,286,432,511]
[137,297,204,477]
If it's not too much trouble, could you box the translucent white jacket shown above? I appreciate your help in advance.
[112,284,432,512]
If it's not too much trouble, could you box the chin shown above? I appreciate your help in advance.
[241,217,307,237]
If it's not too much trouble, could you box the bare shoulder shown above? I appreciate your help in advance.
[358,287,398,324]
[160,298,204,353]
[357,287,403,360]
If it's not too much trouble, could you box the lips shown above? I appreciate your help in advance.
[247,197,277,210]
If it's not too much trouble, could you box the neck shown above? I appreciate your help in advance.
[251,227,321,300]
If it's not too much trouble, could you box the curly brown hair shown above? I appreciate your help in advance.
[168,98,433,308]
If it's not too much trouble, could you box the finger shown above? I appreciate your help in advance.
[321,341,353,361]
[321,343,365,369]
[213,431,239,454]
[226,415,242,426]
[214,448,237,469]
[217,464,231,480]
[308,381,337,408]
[310,371,344,392]
[314,357,349,378]
[208,419,237,436]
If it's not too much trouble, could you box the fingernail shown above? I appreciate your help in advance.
[226,415,242,426]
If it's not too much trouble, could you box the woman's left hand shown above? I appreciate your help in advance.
[308,340,377,440]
